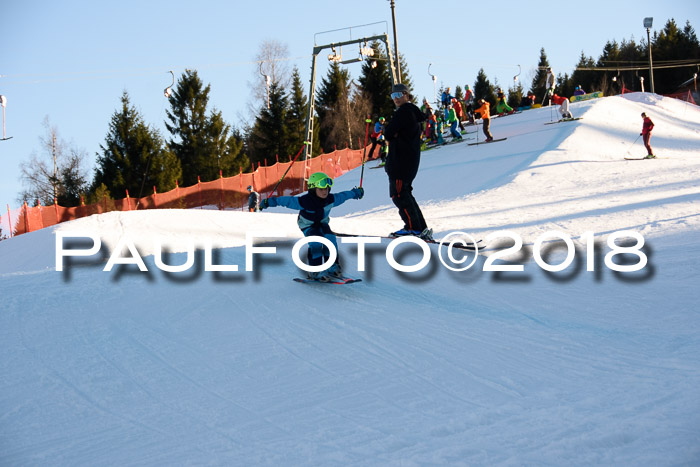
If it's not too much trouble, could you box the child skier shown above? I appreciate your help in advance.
[260,172,364,281]
[247,185,260,212]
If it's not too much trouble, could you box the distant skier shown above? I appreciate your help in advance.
[641,112,655,159]
[441,87,453,108]
[367,116,386,160]
[446,104,463,141]
[474,98,494,142]
[464,85,476,124]
[543,67,555,105]
[551,94,574,120]
[452,98,465,130]
[519,91,536,110]
[260,172,364,281]
[247,185,260,212]
[495,88,515,115]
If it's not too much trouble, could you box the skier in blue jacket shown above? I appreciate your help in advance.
[260,172,364,281]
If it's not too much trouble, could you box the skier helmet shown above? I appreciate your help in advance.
[379,117,385,122]
[307,172,333,190]
[247,185,252,191]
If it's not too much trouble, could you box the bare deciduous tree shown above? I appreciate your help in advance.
[18,116,89,206]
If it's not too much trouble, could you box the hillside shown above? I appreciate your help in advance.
[1,93,699,465]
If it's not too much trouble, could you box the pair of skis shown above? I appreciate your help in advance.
[293,276,362,285]
[544,117,583,125]
[468,137,507,146]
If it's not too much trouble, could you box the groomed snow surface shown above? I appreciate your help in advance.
[2,93,700,465]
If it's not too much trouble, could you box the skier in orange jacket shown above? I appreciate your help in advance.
[474,99,493,142]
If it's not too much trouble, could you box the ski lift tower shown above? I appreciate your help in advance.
[302,24,399,186]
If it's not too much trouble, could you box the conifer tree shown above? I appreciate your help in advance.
[93,91,180,199]
[248,82,289,166]
[570,52,597,95]
[285,67,319,157]
[507,81,524,109]
[474,69,497,107]
[530,48,551,101]
[358,41,394,120]
[165,69,247,184]
[396,53,414,94]
[316,62,351,152]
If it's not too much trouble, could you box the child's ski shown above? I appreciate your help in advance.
[293,277,362,285]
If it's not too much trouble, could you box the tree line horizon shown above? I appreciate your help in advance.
[17,18,699,210]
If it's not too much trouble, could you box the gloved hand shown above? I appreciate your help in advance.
[261,197,278,210]
[351,187,364,199]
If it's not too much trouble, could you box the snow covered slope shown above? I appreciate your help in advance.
[1,93,699,465]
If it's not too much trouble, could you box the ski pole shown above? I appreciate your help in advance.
[624,134,642,157]
[267,142,306,199]
[359,117,371,188]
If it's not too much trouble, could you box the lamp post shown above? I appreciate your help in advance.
[644,17,655,94]
[388,0,401,82]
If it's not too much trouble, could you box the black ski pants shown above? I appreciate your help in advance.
[389,177,427,232]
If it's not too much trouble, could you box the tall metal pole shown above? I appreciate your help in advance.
[389,0,401,82]
[52,134,58,200]
[646,27,655,94]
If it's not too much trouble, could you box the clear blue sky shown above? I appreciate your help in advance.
[1,0,697,211]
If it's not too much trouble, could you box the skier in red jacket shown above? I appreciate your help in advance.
[641,112,655,159]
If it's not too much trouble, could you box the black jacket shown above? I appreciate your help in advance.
[384,102,426,181]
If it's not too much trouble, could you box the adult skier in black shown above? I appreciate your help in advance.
[384,83,432,240]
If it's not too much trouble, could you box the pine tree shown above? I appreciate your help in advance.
[316,62,351,152]
[396,53,414,94]
[165,69,247,184]
[358,41,395,120]
[285,67,318,157]
[248,82,289,166]
[569,52,597,95]
[474,69,497,107]
[531,48,551,102]
[93,91,180,199]
[507,81,524,109]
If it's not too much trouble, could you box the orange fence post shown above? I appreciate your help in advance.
[219,170,224,210]
[23,201,30,233]
[36,199,44,230]
[6,204,12,237]
[153,186,158,208]
[197,176,202,209]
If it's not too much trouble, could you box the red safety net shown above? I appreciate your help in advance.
[663,90,697,105]
[12,146,371,236]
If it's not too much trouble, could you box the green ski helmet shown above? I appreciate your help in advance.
[307,172,333,190]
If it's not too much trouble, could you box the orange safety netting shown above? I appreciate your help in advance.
[11,146,371,236]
